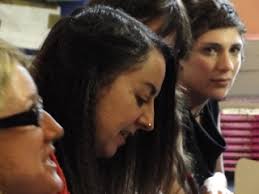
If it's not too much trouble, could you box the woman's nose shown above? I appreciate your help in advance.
[137,105,154,131]
[40,110,64,142]
[217,52,235,71]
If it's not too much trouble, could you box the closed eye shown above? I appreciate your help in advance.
[135,95,148,107]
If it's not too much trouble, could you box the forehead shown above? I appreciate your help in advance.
[195,27,243,46]
[0,63,37,118]
[126,48,165,93]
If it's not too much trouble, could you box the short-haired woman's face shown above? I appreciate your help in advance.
[179,27,243,101]
[0,64,63,194]
[95,48,166,158]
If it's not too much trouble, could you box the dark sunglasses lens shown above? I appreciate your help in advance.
[0,107,39,129]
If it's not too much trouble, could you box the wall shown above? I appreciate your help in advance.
[227,0,259,97]
[232,0,259,36]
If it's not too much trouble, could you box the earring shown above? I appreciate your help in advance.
[148,123,152,128]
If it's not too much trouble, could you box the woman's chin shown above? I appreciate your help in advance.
[209,90,229,101]
[96,145,118,158]
[51,171,63,193]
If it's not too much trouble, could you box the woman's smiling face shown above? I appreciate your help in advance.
[0,63,64,194]
[95,48,166,158]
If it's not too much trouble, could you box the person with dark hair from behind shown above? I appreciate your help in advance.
[179,0,246,193]
[32,5,197,194]
[88,0,191,60]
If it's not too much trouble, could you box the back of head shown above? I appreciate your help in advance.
[89,0,165,19]
[88,0,192,59]
[182,0,246,40]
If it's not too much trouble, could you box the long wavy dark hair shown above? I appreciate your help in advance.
[32,5,190,194]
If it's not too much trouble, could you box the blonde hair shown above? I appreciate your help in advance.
[0,39,30,110]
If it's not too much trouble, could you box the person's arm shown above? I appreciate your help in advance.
[215,154,224,173]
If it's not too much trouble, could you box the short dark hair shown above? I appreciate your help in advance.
[32,5,189,194]
[182,0,246,41]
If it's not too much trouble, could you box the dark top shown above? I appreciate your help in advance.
[184,100,226,186]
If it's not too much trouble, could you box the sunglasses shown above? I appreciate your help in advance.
[0,102,43,129]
